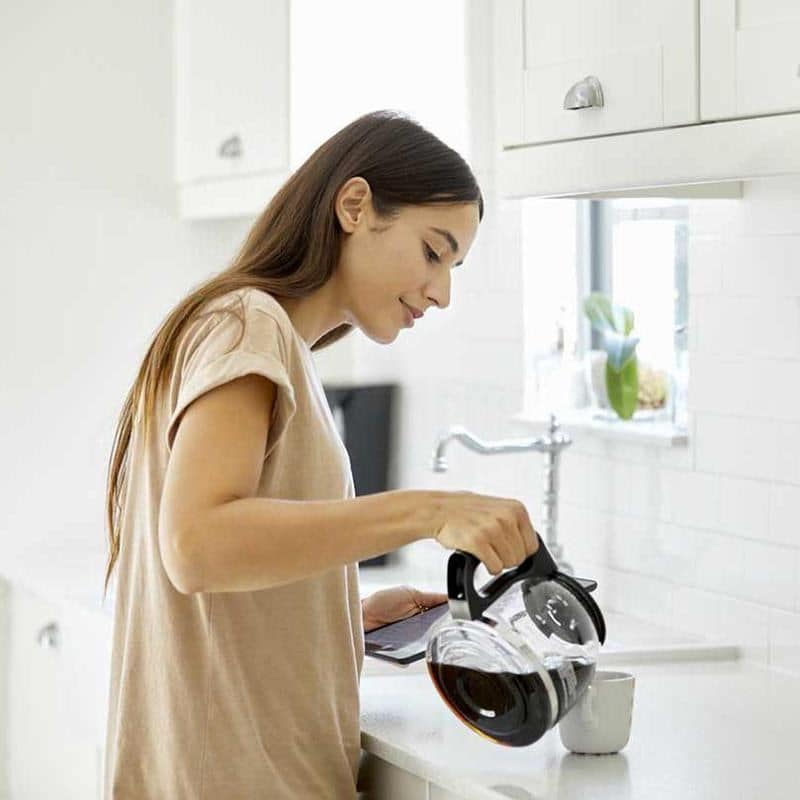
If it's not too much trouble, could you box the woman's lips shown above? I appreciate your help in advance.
[400,299,414,327]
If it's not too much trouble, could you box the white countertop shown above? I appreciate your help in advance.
[360,657,798,800]
[5,542,791,800]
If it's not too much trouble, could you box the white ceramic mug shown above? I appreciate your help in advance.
[558,670,635,754]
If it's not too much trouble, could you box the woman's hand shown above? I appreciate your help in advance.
[361,585,448,633]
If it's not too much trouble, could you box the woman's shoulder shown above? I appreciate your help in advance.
[240,286,292,327]
[199,286,293,333]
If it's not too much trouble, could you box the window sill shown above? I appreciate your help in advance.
[512,406,689,448]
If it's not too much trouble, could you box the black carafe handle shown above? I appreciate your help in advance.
[447,537,559,621]
[447,541,601,621]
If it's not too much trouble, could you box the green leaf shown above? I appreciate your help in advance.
[616,306,635,336]
[583,293,617,333]
[606,356,639,419]
[603,330,639,371]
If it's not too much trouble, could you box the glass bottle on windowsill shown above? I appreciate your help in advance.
[531,313,589,416]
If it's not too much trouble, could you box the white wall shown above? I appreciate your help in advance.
[1,1,252,588]
[3,1,798,681]
[346,2,800,677]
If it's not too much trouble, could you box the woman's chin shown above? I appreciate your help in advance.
[360,323,400,345]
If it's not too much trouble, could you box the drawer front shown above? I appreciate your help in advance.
[702,0,800,120]
[736,21,800,116]
[515,0,698,146]
[523,45,664,144]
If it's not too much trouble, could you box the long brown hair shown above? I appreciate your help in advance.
[103,109,484,597]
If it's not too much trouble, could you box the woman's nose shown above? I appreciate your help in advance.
[426,270,451,310]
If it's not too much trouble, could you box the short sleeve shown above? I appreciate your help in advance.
[164,300,297,461]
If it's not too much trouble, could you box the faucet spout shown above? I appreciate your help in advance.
[432,419,571,472]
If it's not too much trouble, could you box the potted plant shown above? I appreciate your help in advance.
[582,293,640,420]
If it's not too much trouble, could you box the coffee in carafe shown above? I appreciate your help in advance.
[427,659,595,747]
[425,545,606,747]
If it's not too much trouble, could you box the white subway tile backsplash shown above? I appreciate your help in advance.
[607,515,653,575]
[772,422,800,485]
[653,523,744,595]
[738,540,798,610]
[608,442,658,466]
[695,413,777,481]
[629,460,666,520]
[690,356,800,423]
[768,483,800,547]
[687,197,747,237]
[558,504,610,565]
[670,584,770,664]
[717,476,770,539]
[610,461,634,516]
[768,608,800,675]
[736,176,800,237]
[721,235,800,296]
[601,567,676,628]
[660,469,720,530]
[693,296,800,359]
[687,237,723,294]
[387,173,800,671]
[588,457,615,513]
[558,452,591,505]
[689,355,765,416]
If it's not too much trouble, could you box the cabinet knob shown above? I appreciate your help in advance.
[563,75,605,110]
[218,134,243,159]
[36,621,60,650]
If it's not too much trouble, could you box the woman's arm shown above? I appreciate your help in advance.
[159,373,441,594]
[171,488,439,594]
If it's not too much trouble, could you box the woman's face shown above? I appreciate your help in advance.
[335,177,480,344]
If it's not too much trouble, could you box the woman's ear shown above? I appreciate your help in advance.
[335,176,371,232]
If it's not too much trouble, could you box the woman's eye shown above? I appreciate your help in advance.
[424,244,440,263]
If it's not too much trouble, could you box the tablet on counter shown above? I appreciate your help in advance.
[363,601,451,665]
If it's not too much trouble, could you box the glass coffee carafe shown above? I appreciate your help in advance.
[426,539,606,747]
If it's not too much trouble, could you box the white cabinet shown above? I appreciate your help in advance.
[495,0,698,149]
[175,0,290,218]
[3,582,112,800]
[357,752,471,800]
[701,0,800,120]
[357,752,428,799]
[492,0,800,198]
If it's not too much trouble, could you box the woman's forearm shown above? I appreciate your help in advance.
[167,488,443,594]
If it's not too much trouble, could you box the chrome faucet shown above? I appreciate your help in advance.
[431,413,574,574]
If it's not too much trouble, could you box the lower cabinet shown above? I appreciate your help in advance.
[358,751,428,799]
[0,585,461,800]
[357,751,468,800]
[2,580,112,800]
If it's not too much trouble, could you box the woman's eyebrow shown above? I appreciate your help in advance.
[429,227,464,266]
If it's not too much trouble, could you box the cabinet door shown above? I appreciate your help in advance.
[5,586,101,800]
[701,0,800,120]
[495,0,698,148]
[175,0,290,183]
[58,600,113,798]
[357,752,427,800]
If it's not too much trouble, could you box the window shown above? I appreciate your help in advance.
[586,198,689,370]
[522,197,689,429]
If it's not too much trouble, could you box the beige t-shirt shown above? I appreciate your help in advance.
[103,287,365,799]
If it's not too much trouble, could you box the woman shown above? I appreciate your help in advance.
[102,109,539,799]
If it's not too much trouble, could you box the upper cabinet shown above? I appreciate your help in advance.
[175,0,290,218]
[495,0,800,198]
[496,0,698,149]
[701,0,800,120]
